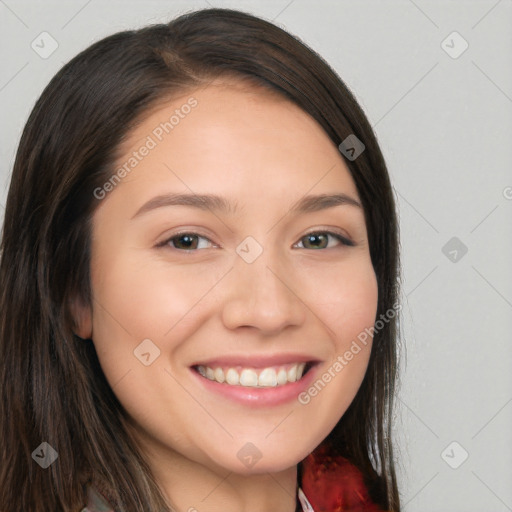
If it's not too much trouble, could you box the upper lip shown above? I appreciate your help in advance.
[191,354,321,369]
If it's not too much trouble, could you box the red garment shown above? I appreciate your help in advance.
[300,444,390,512]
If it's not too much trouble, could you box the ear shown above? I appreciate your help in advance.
[69,295,93,340]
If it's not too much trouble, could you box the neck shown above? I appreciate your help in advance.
[161,464,298,512]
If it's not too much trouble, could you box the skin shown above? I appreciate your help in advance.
[74,77,378,512]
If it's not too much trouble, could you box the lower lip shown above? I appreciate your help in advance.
[190,364,320,407]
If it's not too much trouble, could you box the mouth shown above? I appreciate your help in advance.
[191,361,318,388]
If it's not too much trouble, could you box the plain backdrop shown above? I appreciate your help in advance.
[1,1,511,510]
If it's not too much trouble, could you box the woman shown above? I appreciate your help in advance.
[0,8,401,512]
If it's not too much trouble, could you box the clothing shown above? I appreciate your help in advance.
[300,444,391,512]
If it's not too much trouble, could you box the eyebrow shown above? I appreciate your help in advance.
[131,192,362,219]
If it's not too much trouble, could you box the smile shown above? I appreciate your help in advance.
[194,362,312,388]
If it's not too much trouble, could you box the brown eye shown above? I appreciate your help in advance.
[297,231,354,250]
[160,233,213,251]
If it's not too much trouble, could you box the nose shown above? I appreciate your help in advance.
[220,248,307,334]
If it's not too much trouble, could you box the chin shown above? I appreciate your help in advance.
[206,445,307,476]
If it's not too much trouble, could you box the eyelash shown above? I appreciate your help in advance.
[156,229,355,251]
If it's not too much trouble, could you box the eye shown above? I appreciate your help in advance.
[158,232,214,251]
[295,230,354,250]
[157,229,354,252]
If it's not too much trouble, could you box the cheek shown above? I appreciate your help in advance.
[88,256,220,451]
[308,255,379,343]
[297,258,378,428]
[322,258,378,386]
[91,255,227,348]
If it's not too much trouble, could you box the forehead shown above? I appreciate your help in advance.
[102,78,359,215]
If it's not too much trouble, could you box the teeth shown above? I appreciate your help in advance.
[240,369,259,386]
[196,362,309,388]
[214,367,225,383]
[258,368,277,387]
[287,365,297,383]
[277,368,288,385]
[226,368,239,385]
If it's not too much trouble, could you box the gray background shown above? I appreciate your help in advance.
[1,1,511,510]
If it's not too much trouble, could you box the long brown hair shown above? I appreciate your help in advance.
[0,8,401,511]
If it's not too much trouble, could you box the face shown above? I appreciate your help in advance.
[76,78,378,477]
